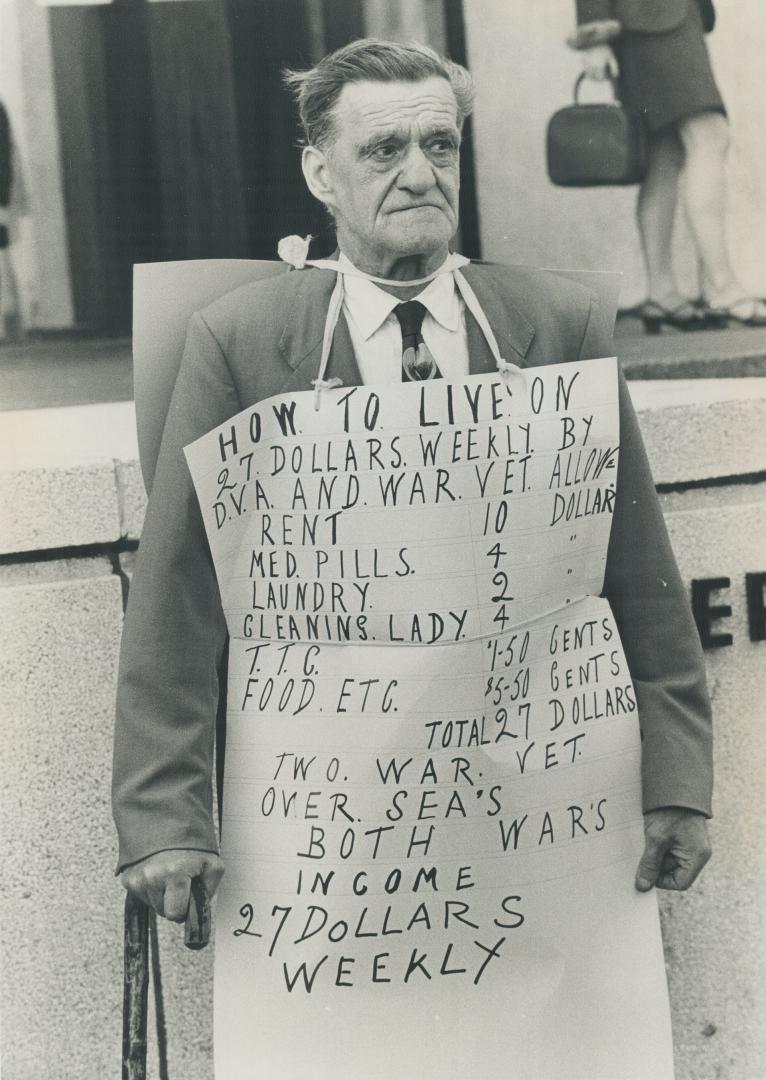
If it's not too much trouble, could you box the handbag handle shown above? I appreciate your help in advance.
[573,71,620,105]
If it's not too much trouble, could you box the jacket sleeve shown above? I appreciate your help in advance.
[569,0,621,48]
[112,312,241,872]
[578,300,714,817]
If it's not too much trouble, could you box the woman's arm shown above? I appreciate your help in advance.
[568,0,621,50]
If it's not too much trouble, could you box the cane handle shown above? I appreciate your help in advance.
[184,877,211,950]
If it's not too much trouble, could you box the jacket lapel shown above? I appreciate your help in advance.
[462,263,536,375]
[465,311,497,377]
[277,265,362,396]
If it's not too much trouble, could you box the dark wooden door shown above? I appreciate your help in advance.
[49,0,477,334]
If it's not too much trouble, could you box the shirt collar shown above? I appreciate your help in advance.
[338,251,462,341]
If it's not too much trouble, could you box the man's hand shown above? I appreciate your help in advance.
[580,45,620,81]
[635,808,712,893]
[120,850,225,922]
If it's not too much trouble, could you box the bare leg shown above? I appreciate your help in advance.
[0,246,24,342]
[677,112,734,295]
[677,110,765,321]
[636,127,686,307]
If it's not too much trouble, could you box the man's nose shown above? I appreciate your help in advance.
[397,146,436,193]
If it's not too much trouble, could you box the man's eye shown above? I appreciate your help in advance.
[428,139,458,158]
[371,143,400,161]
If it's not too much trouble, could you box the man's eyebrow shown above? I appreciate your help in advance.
[357,130,405,156]
[425,126,461,144]
[357,125,461,156]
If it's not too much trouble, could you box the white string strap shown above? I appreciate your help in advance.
[307,251,470,288]
[453,268,524,384]
[311,271,346,411]
[277,234,469,288]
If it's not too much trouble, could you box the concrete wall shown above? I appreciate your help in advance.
[463,0,766,307]
[0,404,212,1080]
[658,489,765,1080]
[1,383,765,1079]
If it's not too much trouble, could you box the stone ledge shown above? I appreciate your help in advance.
[617,326,766,379]
[629,379,766,485]
[0,401,139,556]
[0,554,115,585]
[116,459,147,542]
[1,381,763,555]
[0,462,122,555]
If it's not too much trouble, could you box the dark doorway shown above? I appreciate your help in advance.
[49,0,479,335]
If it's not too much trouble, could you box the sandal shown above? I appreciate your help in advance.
[640,299,724,335]
[707,297,766,328]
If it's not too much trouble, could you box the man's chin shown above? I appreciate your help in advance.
[384,223,456,261]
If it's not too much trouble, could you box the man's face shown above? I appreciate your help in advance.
[312,77,462,274]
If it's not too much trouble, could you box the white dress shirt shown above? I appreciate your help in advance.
[338,252,470,385]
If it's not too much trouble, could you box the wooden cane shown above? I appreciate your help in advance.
[122,879,211,1078]
[122,891,150,1080]
[184,877,212,950]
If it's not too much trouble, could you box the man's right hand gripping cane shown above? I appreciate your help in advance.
[120,850,225,922]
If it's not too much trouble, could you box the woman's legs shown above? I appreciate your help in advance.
[677,112,733,297]
[678,110,765,318]
[0,245,23,342]
[636,127,686,307]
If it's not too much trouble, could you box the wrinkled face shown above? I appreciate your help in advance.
[308,77,462,272]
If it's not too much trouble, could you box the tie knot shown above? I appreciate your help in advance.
[394,300,427,348]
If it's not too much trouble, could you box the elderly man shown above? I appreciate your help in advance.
[114,38,711,935]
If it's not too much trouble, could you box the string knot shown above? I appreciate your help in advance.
[311,375,343,411]
[497,357,522,382]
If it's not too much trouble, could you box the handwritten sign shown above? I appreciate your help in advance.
[184,358,674,1079]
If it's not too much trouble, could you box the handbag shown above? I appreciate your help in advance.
[546,73,648,187]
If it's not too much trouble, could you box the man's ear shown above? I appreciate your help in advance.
[302,145,337,212]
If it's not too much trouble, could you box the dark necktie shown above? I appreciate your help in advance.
[395,301,441,381]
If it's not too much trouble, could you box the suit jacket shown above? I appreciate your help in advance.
[573,0,715,42]
[112,262,713,872]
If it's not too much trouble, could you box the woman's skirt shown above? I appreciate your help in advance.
[616,0,726,132]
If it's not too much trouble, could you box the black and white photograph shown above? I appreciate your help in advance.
[1,2,764,1078]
